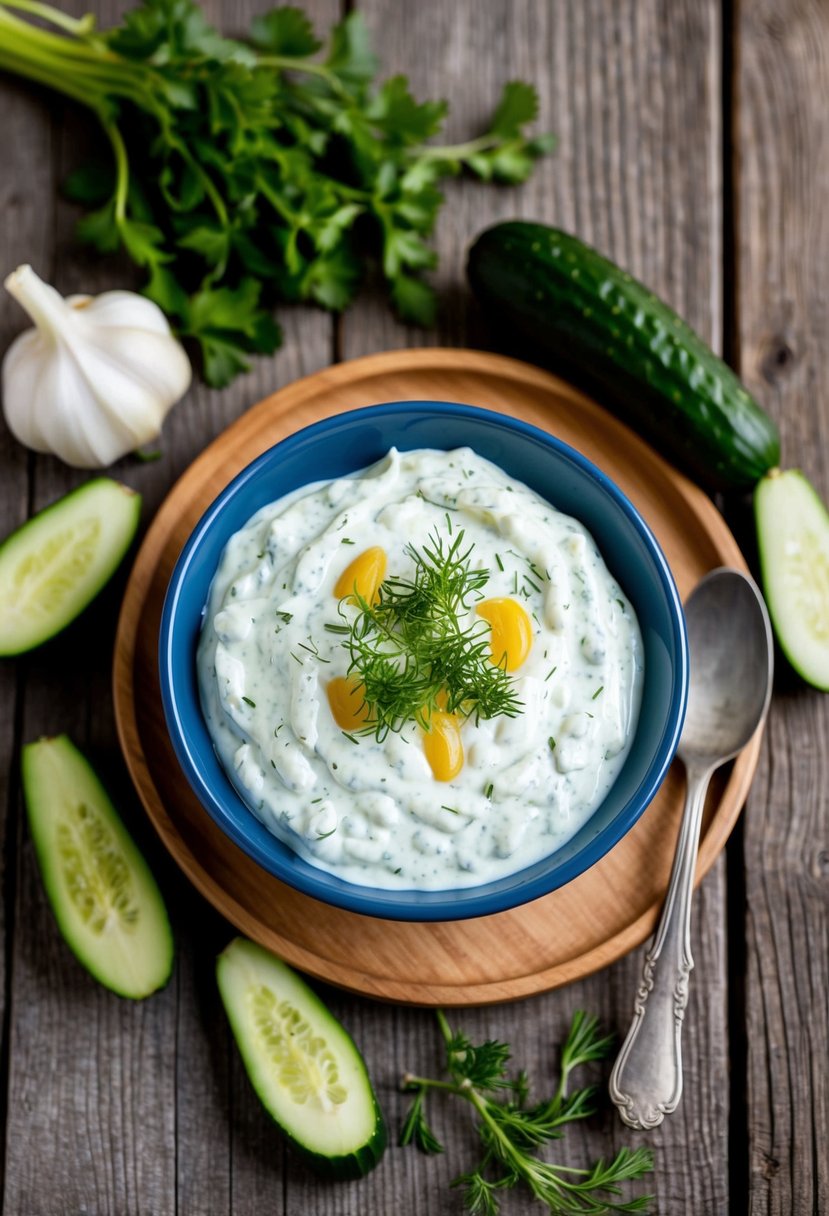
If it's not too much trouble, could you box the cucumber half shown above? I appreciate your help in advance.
[217,938,386,1179]
[755,468,829,690]
[0,478,140,655]
[21,735,173,998]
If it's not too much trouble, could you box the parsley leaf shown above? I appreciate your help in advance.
[249,7,321,57]
[490,80,540,137]
[2,0,553,385]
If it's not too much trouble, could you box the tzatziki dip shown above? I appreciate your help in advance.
[198,447,643,890]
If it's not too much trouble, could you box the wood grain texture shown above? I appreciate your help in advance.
[0,1,337,1212]
[735,2,829,1213]
[112,348,760,1006]
[342,2,730,1213]
[5,0,823,1212]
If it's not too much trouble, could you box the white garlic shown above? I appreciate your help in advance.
[2,265,191,468]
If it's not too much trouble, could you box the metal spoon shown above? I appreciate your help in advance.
[609,567,773,1130]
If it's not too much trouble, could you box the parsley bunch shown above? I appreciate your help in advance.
[0,0,554,386]
[328,527,523,740]
[401,1010,654,1215]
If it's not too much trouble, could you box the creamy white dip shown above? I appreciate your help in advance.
[198,447,643,889]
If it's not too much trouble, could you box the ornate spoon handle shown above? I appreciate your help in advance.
[609,761,713,1130]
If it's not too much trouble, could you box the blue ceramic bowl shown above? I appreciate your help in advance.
[160,401,688,921]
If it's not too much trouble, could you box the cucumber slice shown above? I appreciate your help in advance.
[21,735,173,998]
[755,468,829,690]
[217,938,386,1179]
[0,478,140,655]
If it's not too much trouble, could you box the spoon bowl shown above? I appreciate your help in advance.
[610,567,773,1129]
[679,568,774,768]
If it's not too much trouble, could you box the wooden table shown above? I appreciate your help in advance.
[0,2,826,1212]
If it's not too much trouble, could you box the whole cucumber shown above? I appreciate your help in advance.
[467,222,780,491]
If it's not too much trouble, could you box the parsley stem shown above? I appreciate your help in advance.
[0,0,96,37]
[410,133,502,162]
[256,54,352,98]
[0,39,103,111]
[0,17,154,116]
[104,118,129,223]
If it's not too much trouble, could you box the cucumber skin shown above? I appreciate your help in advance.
[217,940,387,1180]
[21,735,174,999]
[467,222,780,492]
[0,478,141,656]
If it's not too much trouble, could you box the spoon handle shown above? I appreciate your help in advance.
[609,761,713,1130]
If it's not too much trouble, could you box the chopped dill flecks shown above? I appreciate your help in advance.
[441,805,459,814]
[242,696,256,708]
[276,610,293,624]
[311,797,324,804]
[343,732,360,745]
[523,575,541,594]
[548,736,556,751]
[299,637,330,662]
[495,553,504,572]
[316,827,337,839]
[341,537,355,545]
[445,510,454,535]
[545,666,557,681]
[592,685,604,700]
[485,782,494,800]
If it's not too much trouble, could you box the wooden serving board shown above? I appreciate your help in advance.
[113,348,761,1006]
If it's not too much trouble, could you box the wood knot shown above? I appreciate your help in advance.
[761,336,796,384]
[760,1152,780,1179]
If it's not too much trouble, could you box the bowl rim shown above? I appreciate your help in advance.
[159,400,688,920]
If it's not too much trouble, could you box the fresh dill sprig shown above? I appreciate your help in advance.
[400,1010,654,1216]
[334,527,523,741]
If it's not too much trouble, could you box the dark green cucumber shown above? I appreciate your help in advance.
[217,937,386,1179]
[0,478,141,655]
[21,735,173,998]
[467,222,780,491]
[755,468,829,690]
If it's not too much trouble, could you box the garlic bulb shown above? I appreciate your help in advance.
[2,265,192,468]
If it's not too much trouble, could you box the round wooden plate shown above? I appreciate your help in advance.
[113,348,761,1006]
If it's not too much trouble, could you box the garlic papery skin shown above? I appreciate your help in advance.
[2,265,192,468]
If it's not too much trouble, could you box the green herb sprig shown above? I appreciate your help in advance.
[330,528,522,740]
[0,0,554,386]
[400,1010,654,1215]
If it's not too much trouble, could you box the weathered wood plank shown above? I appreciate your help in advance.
[335,2,730,1215]
[2,5,178,1208]
[735,3,829,1213]
[0,46,56,1210]
[0,0,335,1210]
